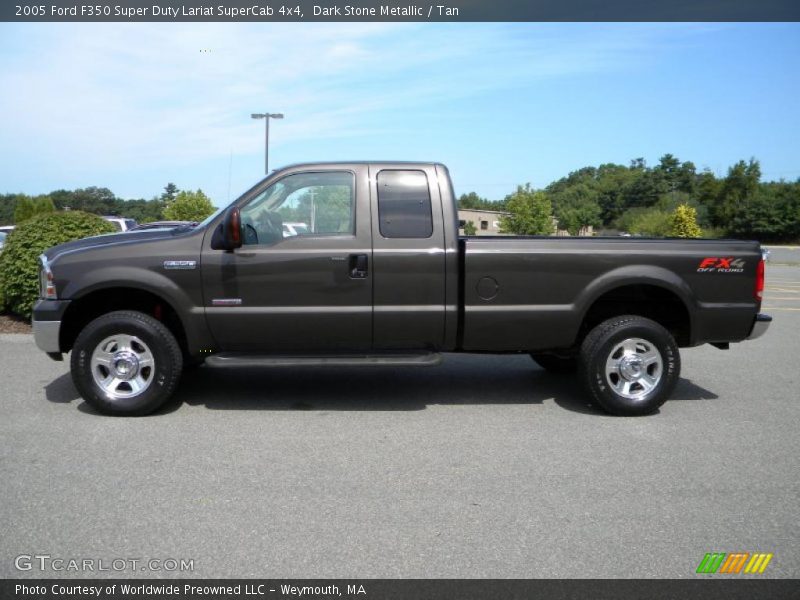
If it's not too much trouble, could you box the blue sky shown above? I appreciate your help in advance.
[0,22,798,205]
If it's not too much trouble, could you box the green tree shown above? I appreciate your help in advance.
[557,200,601,235]
[630,158,647,170]
[670,204,702,238]
[622,167,669,210]
[0,193,21,225]
[463,220,477,236]
[655,154,697,195]
[120,197,165,223]
[549,183,602,235]
[500,184,553,235]
[622,208,672,237]
[163,189,215,221]
[14,195,55,223]
[458,192,487,209]
[710,159,761,228]
[309,186,351,233]
[161,183,179,203]
[34,196,55,216]
[458,192,506,211]
[159,183,179,219]
[50,187,118,214]
[13,197,34,223]
[729,182,800,242]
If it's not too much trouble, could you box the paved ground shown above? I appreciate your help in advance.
[1,266,798,579]
[764,245,800,266]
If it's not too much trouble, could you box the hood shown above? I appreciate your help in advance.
[45,228,189,263]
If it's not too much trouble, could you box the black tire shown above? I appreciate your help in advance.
[530,353,577,373]
[70,310,183,416]
[579,315,680,416]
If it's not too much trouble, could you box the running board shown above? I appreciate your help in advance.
[205,352,443,368]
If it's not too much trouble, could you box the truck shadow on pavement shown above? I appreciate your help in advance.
[44,354,719,416]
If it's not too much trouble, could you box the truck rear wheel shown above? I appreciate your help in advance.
[70,310,183,416]
[579,315,680,416]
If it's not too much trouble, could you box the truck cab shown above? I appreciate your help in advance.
[202,162,458,353]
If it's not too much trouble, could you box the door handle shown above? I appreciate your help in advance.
[349,254,368,279]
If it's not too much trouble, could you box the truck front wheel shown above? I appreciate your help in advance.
[70,310,183,416]
[579,315,680,416]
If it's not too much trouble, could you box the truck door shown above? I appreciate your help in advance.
[369,165,447,349]
[201,165,372,352]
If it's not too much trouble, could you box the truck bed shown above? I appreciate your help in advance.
[460,236,762,352]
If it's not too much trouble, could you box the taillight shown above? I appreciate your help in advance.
[754,258,765,302]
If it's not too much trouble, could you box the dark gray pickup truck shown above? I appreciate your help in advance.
[32,162,770,416]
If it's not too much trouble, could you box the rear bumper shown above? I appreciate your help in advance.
[747,313,772,340]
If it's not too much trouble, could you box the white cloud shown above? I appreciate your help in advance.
[0,22,708,194]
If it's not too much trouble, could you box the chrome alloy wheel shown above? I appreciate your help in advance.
[604,337,663,401]
[90,334,155,400]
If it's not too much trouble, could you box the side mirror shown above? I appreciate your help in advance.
[210,207,242,251]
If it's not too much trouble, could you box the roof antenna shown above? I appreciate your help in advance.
[227,149,233,202]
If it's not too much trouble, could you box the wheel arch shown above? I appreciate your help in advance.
[575,266,695,347]
[59,286,189,357]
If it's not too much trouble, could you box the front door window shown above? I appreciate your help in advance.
[239,171,355,246]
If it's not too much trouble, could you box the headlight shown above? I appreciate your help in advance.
[39,255,57,300]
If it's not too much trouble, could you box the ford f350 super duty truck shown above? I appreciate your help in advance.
[32,162,771,416]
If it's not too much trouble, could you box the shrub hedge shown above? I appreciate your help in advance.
[0,211,115,318]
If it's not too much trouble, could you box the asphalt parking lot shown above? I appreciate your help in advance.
[1,265,798,579]
[764,245,800,266]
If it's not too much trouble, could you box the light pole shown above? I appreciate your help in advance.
[251,112,284,174]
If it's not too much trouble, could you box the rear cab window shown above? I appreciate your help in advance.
[376,170,433,238]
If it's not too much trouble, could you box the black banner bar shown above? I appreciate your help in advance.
[3,0,800,23]
[3,579,800,600]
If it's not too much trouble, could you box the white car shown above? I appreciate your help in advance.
[282,222,310,237]
[0,231,6,253]
[102,216,138,232]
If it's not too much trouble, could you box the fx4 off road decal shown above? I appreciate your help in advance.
[697,257,745,273]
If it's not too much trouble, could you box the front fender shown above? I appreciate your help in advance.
[59,266,211,354]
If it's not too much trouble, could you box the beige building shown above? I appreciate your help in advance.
[457,209,594,237]
[554,224,594,237]
[458,209,509,236]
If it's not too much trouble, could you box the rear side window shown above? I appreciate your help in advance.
[376,170,433,238]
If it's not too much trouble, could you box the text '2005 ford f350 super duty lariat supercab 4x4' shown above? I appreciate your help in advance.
[32,162,771,416]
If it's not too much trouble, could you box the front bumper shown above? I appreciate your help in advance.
[33,319,61,353]
[747,313,772,340]
[32,299,70,355]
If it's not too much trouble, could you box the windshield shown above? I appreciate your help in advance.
[0,232,6,242]
[248,181,289,211]
[195,206,225,229]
